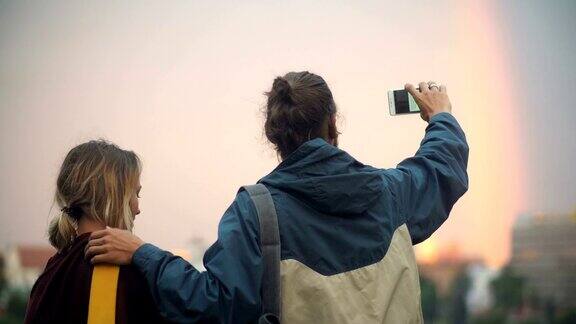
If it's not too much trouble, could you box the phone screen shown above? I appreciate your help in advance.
[391,90,420,114]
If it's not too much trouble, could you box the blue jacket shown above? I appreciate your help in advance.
[132,112,469,323]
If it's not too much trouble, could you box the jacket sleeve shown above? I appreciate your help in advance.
[382,112,469,244]
[131,190,263,323]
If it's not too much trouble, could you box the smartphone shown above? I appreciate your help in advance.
[388,89,420,115]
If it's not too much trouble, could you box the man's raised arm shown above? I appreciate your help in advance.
[383,81,469,243]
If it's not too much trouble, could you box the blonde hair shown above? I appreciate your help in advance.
[48,140,141,251]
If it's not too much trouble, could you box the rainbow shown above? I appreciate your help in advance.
[416,0,526,268]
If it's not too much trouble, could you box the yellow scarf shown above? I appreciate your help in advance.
[87,265,120,324]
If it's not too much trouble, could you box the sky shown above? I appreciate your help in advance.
[1,0,575,267]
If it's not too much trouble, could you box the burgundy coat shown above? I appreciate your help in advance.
[24,233,171,324]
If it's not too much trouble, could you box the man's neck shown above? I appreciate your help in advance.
[77,217,105,236]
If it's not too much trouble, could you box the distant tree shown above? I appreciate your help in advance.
[0,313,24,324]
[0,288,29,324]
[449,270,471,324]
[553,307,576,324]
[420,275,438,322]
[470,309,506,324]
[5,289,28,320]
[0,254,6,320]
[469,266,531,324]
[0,255,5,292]
[0,257,30,324]
[490,266,525,312]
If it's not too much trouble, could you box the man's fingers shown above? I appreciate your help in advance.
[419,82,429,93]
[405,83,419,98]
[85,245,108,259]
[90,254,108,264]
[90,229,109,240]
[84,237,106,255]
[87,237,106,248]
[440,84,447,93]
[420,111,428,122]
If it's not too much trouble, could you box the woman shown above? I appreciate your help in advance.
[86,72,469,323]
[25,140,170,324]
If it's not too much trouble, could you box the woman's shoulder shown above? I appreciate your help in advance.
[25,235,92,323]
[34,233,93,284]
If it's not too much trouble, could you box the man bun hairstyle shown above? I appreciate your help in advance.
[264,71,338,159]
[271,77,294,105]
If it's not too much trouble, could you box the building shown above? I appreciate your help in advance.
[1,245,55,289]
[466,262,498,315]
[418,242,483,297]
[418,244,493,322]
[510,212,576,308]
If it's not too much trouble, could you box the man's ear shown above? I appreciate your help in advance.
[328,114,338,146]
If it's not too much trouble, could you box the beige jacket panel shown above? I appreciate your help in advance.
[281,224,423,324]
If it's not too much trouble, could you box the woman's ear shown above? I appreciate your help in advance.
[328,114,338,146]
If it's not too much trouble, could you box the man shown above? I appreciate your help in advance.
[86,74,468,323]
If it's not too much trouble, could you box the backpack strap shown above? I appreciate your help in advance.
[87,264,120,324]
[243,184,281,322]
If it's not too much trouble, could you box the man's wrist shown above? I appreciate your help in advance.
[428,111,452,122]
[128,240,145,263]
[133,237,145,252]
[132,243,162,268]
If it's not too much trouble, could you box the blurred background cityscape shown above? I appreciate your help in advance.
[2,211,575,323]
[1,1,575,323]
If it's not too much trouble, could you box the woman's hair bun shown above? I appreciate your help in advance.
[61,205,83,220]
[271,77,293,104]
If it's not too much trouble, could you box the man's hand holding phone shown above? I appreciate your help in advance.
[405,81,452,122]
